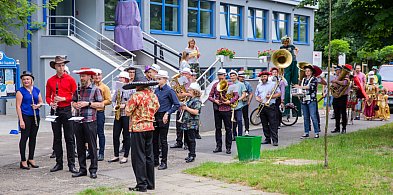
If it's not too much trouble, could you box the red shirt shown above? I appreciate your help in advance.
[46,73,77,108]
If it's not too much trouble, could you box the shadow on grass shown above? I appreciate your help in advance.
[185,122,393,194]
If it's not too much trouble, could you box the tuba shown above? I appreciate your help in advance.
[217,80,238,122]
[330,66,351,98]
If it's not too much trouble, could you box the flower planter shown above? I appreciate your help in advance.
[216,55,232,62]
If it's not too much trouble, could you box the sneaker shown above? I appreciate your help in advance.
[244,130,249,136]
[300,134,309,139]
[314,134,319,138]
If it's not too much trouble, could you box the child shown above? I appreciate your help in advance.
[180,82,202,163]
[179,51,190,72]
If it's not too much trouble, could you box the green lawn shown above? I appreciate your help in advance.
[78,187,134,195]
[185,123,393,194]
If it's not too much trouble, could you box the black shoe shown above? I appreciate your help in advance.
[97,154,104,161]
[196,133,202,139]
[129,187,147,192]
[147,186,155,190]
[331,129,340,133]
[272,142,278,146]
[261,140,271,144]
[226,149,231,154]
[300,134,309,139]
[86,151,91,159]
[72,171,87,178]
[108,157,119,163]
[170,143,182,148]
[50,151,56,158]
[90,172,97,179]
[20,162,30,170]
[314,134,320,138]
[27,161,39,168]
[213,147,222,153]
[186,156,195,163]
[183,145,188,150]
[232,137,236,141]
[158,162,167,170]
[50,164,63,172]
[154,161,159,167]
[341,129,346,134]
[69,165,78,173]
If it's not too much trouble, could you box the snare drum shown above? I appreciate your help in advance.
[291,88,305,97]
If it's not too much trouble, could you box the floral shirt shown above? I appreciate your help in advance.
[126,89,160,132]
[180,97,202,131]
[301,77,318,105]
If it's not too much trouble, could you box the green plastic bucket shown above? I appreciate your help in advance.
[236,136,262,161]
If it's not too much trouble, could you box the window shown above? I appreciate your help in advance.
[220,4,242,39]
[272,12,288,41]
[104,0,142,30]
[293,15,309,44]
[188,0,214,37]
[248,8,267,41]
[150,0,181,34]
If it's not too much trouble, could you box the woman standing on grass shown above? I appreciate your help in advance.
[16,71,43,169]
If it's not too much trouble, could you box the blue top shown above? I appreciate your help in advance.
[255,81,280,105]
[233,81,247,110]
[155,84,180,115]
[18,86,40,116]
[242,80,253,105]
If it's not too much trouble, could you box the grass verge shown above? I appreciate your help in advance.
[185,123,393,194]
[78,186,134,195]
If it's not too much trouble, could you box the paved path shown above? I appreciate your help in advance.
[0,112,391,195]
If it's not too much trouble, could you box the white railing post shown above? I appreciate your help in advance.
[67,17,70,36]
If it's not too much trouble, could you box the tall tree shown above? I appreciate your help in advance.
[0,0,63,46]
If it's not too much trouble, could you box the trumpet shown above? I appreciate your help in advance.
[30,89,38,127]
[73,83,81,117]
[177,97,190,123]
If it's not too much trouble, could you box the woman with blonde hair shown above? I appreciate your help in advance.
[16,71,43,169]
[185,39,201,80]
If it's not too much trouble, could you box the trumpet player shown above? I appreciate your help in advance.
[153,70,180,170]
[229,70,247,139]
[293,65,320,139]
[255,71,281,146]
[109,72,133,164]
[208,69,239,154]
[16,71,43,169]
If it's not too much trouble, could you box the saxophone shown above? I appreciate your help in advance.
[114,90,121,120]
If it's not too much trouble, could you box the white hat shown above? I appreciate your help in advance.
[156,70,169,79]
[182,67,192,74]
[238,70,245,77]
[368,71,375,76]
[217,69,226,75]
[151,64,161,72]
[189,82,201,92]
[64,65,69,74]
[92,68,102,75]
[118,71,130,79]
[229,69,238,76]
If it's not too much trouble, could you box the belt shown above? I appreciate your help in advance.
[56,106,71,110]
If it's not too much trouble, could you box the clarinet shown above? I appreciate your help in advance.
[77,82,81,117]
[51,83,59,116]
[30,88,38,127]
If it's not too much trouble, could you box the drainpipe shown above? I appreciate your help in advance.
[27,0,47,72]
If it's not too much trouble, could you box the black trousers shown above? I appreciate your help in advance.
[175,111,185,146]
[51,106,75,167]
[74,121,98,174]
[113,116,130,158]
[19,114,40,161]
[131,131,154,190]
[275,99,282,125]
[333,95,348,130]
[260,104,279,143]
[241,104,250,131]
[184,129,196,157]
[153,112,169,164]
[214,109,232,150]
